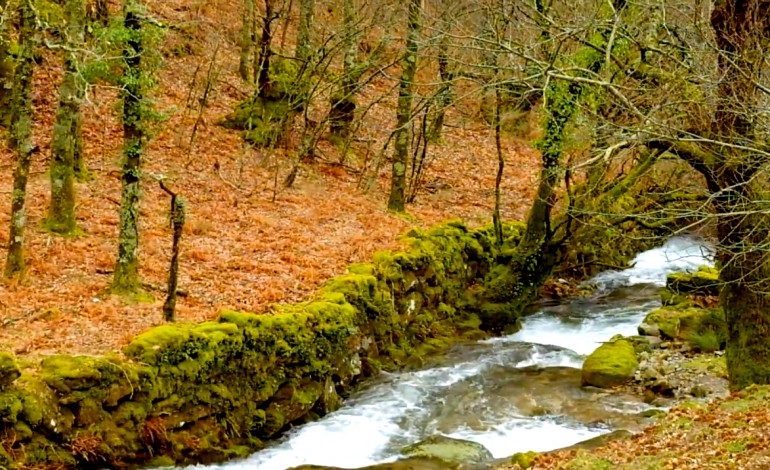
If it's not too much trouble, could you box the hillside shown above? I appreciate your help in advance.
[0,0,541,357]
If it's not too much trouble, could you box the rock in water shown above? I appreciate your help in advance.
[401,435,494,465]
[582,339,639,388]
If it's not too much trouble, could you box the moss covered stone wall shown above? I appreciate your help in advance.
[0,221,525,469]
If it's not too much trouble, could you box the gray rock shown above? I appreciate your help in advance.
[401,435,494,466]
[637,322,661,337]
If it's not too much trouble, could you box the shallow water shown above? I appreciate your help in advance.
[174,236,712,470]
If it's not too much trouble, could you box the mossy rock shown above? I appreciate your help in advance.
[666,266,719,297]
[508,450,539,468]
[0,352,21,388]
[582,339,639,388]
[401,435,494,465]
[556,430,633,452]
[643,306,723,340]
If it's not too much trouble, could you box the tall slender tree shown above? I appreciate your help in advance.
[47,0,87,235]
[4,0,37,280]
[0,0,13,127]
[112,0,145,294]
[387,0,422,212]
[239,0,255,81]
[296,0,314,63]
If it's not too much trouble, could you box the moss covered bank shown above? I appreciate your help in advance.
[0,221,533,469]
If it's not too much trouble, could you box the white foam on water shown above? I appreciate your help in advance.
[589,236,713,290]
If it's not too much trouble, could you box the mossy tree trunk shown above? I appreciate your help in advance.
[708,0,770,390]
[47,0,86,235]
[387,0,422,213]
[295,0,313,63]
[4,0,36,281]
[239,0,255,81]
[255,0,276,96]
[112,0,144,294]
[328,0,357,138]
[0,0,14,127]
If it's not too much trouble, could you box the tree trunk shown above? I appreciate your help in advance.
[112,0,144,294]
[255,0,275,96]
[4,0,36,280]
[328,0,357,138]
[239,0,255,81]
[161,182,185,322]
[429,6,454,142]
[0,0,14,127]
[387,0,421,212]
[47,0,86,235]
[296,0,314,63]
[709,0,770,390]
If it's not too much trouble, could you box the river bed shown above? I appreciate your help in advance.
[173,237,711,470]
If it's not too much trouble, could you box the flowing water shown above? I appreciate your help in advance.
[182,237,713,470]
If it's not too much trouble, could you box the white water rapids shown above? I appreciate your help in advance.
[173,237,712,470]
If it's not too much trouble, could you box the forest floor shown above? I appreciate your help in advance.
[503,385,770,470]
[0,0,541,357]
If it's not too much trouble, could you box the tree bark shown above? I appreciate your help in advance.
[239,0,255,81]
[48,0,86,235]
[112,0,144,294]
[328,0,357,138]
[160,181,185,322]
[0,0,14,127]
[387,0,421,212]
[296,0,314,63]
[4,0,36,280]
[708,0,770,390]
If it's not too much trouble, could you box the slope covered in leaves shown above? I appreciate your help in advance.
[0,0,541,356]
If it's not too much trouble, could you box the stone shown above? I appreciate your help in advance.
[0,352,20,389]
[401,435,494,465]
[666,266,720,297]
[582,339,639,388]
[637,322,660,337]
[554,430,633,452]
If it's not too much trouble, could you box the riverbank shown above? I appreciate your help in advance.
[511,384,770,469]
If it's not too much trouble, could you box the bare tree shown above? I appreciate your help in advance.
[47,0,87,235]
[388,0,423,212]
[4,0,37,280]
[112,0,146,294]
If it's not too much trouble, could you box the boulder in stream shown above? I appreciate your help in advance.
[401,435,494,466]
[582,339,639,388]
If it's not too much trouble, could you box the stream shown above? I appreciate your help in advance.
[182,237,712,470]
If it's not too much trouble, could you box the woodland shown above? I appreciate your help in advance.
[0,0,769,468]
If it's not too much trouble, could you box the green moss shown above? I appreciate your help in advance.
[0,352,20,388]
[509,451,539,468]
[582,339,639,388]
[666,266,720,297]
[0,392,23,422]
[643,306,722,340]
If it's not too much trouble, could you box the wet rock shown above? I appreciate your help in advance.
[582,339,639,388]
[637,322,661,337]
[666,266,720,297]
[649,380,675,398]
[290,457,459,470]
[690,385,709,398]
[401,435,494,466]
[637,408,667,419]
[555,429,634,452]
